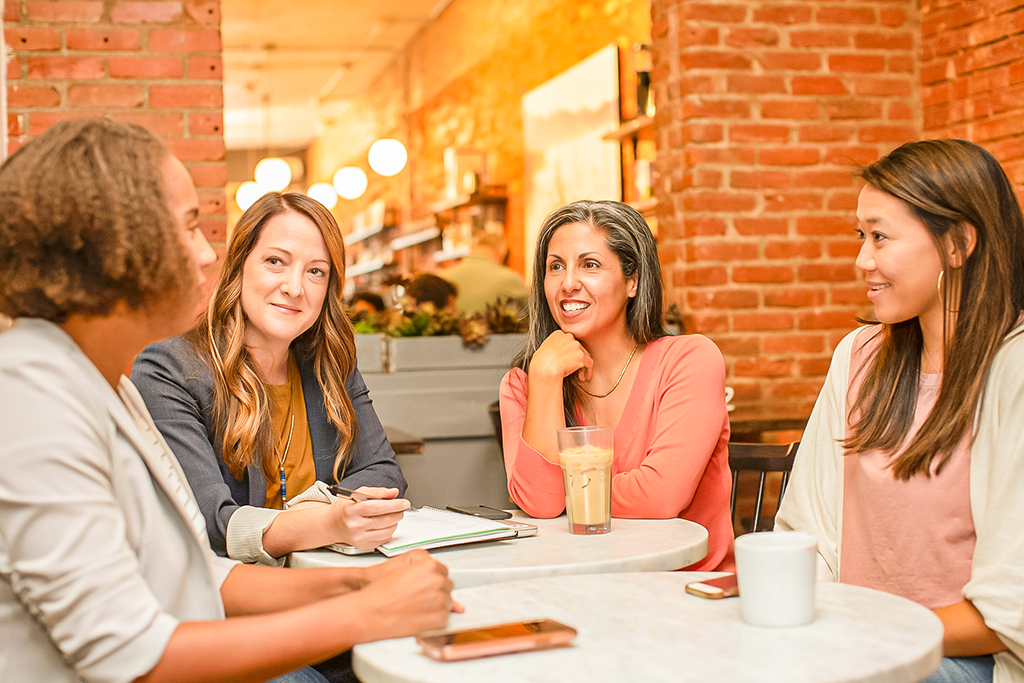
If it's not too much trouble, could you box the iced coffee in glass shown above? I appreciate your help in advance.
[556,426,613,535]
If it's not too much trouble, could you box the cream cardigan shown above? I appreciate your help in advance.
[777,325,1024,682]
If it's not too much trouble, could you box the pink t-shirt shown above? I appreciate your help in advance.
[840,328,975,609]
[499,335,735,571]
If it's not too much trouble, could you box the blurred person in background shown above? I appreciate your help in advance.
[439,231,528,315]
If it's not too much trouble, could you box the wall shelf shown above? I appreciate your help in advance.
[432,247,471,264]
[390,227,441,251]
[344,223,384,246]
[630,197,658,214]
[346,259,387,277]
[602,115,654,142]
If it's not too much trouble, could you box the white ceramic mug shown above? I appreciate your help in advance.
[734,531,817,627]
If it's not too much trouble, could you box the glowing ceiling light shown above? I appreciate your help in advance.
[307,182,338,210]
[367,138,407,177]
[254,157,292,191]
[332,166,368,200]
[235,181,265,211]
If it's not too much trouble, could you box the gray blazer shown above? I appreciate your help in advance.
[131,334,406,557]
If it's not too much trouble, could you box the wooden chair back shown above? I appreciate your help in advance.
[728,441,800,533]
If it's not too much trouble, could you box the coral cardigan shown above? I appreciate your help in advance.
[499,334,735,571]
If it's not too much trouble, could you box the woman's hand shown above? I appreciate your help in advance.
[529,330,593,383]
[352,551,460,640]
[328,486,409,549]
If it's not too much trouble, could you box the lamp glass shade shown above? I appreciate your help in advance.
[367,139,407,177]
[254,157,292,192]
[235,181,265,211]
[332,166,368,200]
[307,182,338,210]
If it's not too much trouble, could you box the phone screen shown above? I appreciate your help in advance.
[443,621,547,645]
[417,619,576,660]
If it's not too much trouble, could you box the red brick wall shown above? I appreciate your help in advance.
[4,0,226,246]
[651,0,920,420]
[920,0,1024,204]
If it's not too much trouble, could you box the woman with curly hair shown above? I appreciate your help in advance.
[0,118,454,683]
[132,192,407,566]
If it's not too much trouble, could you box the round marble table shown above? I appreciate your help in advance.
[353,572,943,683]
[288,515,708,589]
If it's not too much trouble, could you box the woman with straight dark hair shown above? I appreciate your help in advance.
[499,200,734,571]
[0,118,454,683]
[132,192,407,567]
[777,139,1024,683]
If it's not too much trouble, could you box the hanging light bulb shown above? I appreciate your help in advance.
[367,138,407,177]
[332,166,368,200]
[307,182,338,210]
[235,181,265,211]
[254,157,292,192]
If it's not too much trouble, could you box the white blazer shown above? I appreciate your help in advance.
[0,319,237,683]
[777,325,1024,683]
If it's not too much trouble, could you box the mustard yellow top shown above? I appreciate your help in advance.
[265,354,316,509]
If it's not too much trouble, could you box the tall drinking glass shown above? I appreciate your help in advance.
[556,426,614,535]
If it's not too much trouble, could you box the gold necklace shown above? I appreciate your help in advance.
[922,343,942,374]
[580,343,640,399]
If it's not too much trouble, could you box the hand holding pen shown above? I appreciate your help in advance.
[326,484,410,549]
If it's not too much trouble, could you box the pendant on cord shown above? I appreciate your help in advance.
[279,466,288,504]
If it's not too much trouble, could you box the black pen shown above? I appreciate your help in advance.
[329,484,418,511]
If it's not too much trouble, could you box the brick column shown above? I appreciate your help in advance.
[920,1,1024,205]
[4,0,226,246]
[651,0,920,420]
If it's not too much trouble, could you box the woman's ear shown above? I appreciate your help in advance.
[946,223,978,268]
[627,274,638,298]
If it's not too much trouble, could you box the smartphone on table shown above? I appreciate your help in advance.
[685,574,739,599]
[446,504,513,520]
[416,619,577,661]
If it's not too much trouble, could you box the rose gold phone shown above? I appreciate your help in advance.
[685,574,739,599]
[416,619,577,661]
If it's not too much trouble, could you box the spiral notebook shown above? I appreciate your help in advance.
[328,506,518,557]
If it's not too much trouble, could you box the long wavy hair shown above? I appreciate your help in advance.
[844,139,1024,479]
[187,192,359,482]
[514,200,668,426]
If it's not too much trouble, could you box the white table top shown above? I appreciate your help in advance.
[288,514,708,589]
[353,572,943,683]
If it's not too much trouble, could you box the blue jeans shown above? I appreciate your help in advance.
[267,667,330,683]
[920,656,995,683]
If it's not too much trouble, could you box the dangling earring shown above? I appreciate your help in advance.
[937,269,960,314]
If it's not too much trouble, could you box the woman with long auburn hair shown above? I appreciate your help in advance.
[777,139,1024,683]
[500,200,734,571]
[132,192,408,567]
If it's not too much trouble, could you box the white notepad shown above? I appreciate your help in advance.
[375,506,517,556]
[327,506,518,557]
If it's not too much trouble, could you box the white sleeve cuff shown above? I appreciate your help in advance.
[284,480,337,508]
[225,505,284,566]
